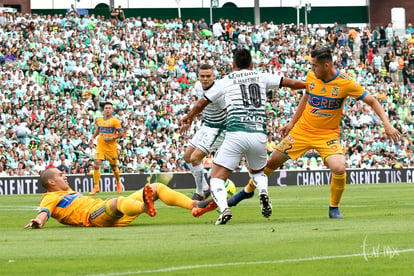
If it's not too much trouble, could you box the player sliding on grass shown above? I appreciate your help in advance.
[24,168,211,228]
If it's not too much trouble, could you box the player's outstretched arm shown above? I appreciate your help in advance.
[24,212,48,229]
[362,94,401,143]
[281,78,306,90]
[180,98,210,133]
[280,93,308,137]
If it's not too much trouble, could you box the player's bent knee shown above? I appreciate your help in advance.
[149,183,159,199]
[109,198,120,215]
[190,156,204,166]
[330,166,346,175]
[94,160,103,168]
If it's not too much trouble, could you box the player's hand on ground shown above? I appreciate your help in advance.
[24,219,43,229]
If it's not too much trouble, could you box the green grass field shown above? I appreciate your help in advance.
[1,183,413,276]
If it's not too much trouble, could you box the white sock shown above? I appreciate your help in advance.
[191,164,205,195]
[250,171,268,194]
[210,178,229,212]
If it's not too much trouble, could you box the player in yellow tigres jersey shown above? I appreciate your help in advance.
[24,168,208,228]
[228,47,401,219]
[89,102,124,195]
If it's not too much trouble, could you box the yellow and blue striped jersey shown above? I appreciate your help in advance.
[39,190,103,226]
[96,117,122,151]
[296,70,367,135]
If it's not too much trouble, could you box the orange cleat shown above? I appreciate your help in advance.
[116,182,122,194]
[192,199,218,218]
[143,185,157,217]
[89,186,100,195]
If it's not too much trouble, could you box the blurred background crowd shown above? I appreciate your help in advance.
[0,9,413,176]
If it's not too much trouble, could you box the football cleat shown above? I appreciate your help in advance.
[329,206,343,219]
[191,193,204,201]
[192,199,218,218]
[191,187,211,201]
[215,208,232,225]
[143,185,157,217]
[203,186,211,199]
[259,191,272,218]
[89,186,100,195]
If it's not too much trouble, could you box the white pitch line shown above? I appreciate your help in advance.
[0,206,39,211]
[83,248,414,276]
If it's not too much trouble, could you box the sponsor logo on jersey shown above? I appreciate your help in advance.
[228,71,257,79]
[99,126,115,133]
[310,108,332,117]
[308,92,344,110]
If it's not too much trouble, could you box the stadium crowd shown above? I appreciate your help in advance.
[0,9,413,176]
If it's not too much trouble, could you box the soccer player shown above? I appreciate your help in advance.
[183,64,226,201]
[24,168,207,228]
[89,102,123,195]
[181,48,305,224]
[229,47,402,219]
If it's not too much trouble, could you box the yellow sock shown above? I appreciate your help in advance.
[330,173,346,207]
[116,196,145,216]
[264,167,274,177]
[93,169,101,188]
[156,183,194,209]
[127,190,143,201]
[246,167,274,192]
[246,179,256,192]
[113,167,121,183]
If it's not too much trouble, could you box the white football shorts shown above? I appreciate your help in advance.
[213,131,267,171]
[188,125,225,154]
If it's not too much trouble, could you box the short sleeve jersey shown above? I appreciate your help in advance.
[297,70,367,135]
[39,190,102,226]
[206,70,282,133]
[194,81,226,128]
[96,117,122,151]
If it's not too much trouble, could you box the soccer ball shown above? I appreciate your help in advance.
[225,179,237,198]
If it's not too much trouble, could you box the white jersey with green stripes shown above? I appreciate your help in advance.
[194,81,226,129]
[206,70,283,133]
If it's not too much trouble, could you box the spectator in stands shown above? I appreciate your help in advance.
[0,12,413,177]
[13,119,31,145]
[360,30,369,64]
